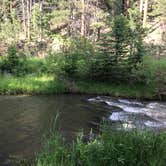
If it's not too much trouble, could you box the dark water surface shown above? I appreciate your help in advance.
[0,95,109,165]
[0,95,166,165]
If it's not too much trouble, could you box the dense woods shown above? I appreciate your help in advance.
[0,0,163,47]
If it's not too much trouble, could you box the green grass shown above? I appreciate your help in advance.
[0,74,66,95]
[75,81,156,99]
[0,74,157,98]
[0,54,165,99]
[36,128,166,166]
[0,56,162,98]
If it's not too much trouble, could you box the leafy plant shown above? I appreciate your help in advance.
[0,45,28,76]
[132,56,166,98]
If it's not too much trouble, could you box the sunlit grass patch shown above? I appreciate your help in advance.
[0,74,157,98]
[0,74,65,95]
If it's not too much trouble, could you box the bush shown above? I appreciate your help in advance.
[132,56,166,97]
[47,48,92,80]
[61,52,90,79]
[0,45,28,76]
[44,15,146,84]
[26,57,48,75]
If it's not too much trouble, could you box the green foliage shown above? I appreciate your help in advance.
[88,53,114,81]
[112,15,130,57]
[47,21,145,83]
[112,14,145,65]
[37,128,166,166]
[132,57,166,98]
[0,10,21,41]
[0,45,28,76]
[46,14,145,83]
[75,80,155,99]
[0,46,50,76]
[89,15,145,83]
[0,74,65,95]
[27,57,48,75]
[47,52,89,79]
[47,40,94,79]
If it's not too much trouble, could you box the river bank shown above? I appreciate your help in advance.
[0,74,163,100]
[36,129,166,166]
[0,74,159,100]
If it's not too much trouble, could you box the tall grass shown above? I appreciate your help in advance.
[75,81,155,99]
[37,128,166,166]
[0,74,65,95]
[0,74,157,98]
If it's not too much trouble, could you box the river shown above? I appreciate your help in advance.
[0,95,165,165]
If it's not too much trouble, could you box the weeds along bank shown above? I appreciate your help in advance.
[36,127,166,166]
[0,74,155,99]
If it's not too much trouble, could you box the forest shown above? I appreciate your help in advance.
[0,0,166,165]
[0,0,165,98]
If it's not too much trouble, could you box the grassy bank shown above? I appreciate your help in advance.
[75,81,156,99]
[0,74,157,98]
[0,46,165,99]
[0,74,65,95]
[36,129,166,166]
[0,74,157,99]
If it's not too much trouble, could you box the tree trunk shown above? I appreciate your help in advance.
[27,0,30,40]
[125,0,130,15]
[21,0,26,38]
[81,0,86,47]
[140,0,144,14]
[39,0,43,41]
[143,0,149,27]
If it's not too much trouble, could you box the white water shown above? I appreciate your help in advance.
[88,96,166,130]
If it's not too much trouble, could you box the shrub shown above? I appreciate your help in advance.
[132,56,166,98]
[47,47,92,80]
[26,57,48,75]
[0,45,28,76]
[60,52,90,79]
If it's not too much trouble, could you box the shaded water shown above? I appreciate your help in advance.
[0,95,166,165]
[0,95,108,165]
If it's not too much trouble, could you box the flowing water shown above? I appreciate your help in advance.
[88,96,166,130]
[0,95,165,165]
